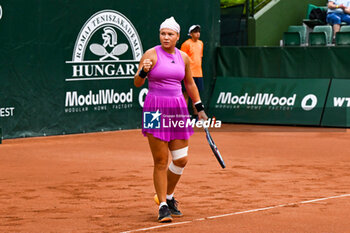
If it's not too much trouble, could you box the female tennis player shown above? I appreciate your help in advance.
[134,16,208,223]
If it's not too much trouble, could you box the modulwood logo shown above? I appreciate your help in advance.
[65,89,133,107]
[64,10,143,112]
[217,92,296,106]
[301,94,317,111]
[217,92,320,111]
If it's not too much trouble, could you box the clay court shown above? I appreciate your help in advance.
[1,124,350,232]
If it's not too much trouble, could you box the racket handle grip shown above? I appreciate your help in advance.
[199,119,209,129]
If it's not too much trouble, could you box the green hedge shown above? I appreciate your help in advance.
[221,0,272,13]
[221,0,245,8]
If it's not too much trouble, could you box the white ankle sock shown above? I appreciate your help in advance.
[166,193,174,200]
[159,202,167,209]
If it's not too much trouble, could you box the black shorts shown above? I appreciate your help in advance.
[182,77,204,92]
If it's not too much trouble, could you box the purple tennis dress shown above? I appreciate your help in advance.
[142,45,193,141]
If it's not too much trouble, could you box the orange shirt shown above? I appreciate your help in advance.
[180,39,203,77]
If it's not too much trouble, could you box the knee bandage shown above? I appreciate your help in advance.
[169,161,184,175]
[169,147,188,175]
[170,147,188,161]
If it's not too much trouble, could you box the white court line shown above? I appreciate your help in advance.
[120,193,350,233]
[121,221,192,233]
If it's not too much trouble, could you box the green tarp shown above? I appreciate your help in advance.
[214,46,350,127]
[217,47,350,79]
[0,0,220,139]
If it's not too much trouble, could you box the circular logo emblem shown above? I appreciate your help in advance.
[66,9,143,82]
[0,5,3,20]
[301,94,317,111]
[72,10,143,62]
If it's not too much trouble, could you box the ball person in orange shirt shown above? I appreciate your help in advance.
[180,25,204,119]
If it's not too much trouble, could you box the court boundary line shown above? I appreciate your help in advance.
[120,193,350,233]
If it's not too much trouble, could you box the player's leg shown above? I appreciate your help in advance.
[168,139,188,194]
[166,139,189,216]
[147,133,172,222]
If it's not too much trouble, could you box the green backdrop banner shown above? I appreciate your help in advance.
[216,46,350,127]
[209,77,330,125]
[322,79,350,127]
[0,0,220,139]
[217,47,350,79]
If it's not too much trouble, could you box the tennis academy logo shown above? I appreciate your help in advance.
[65,10,143,81]
[64,10,143,113]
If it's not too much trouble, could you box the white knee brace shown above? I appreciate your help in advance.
[169,147,188,175]
[169,161,184,175]
[170,147,188,161]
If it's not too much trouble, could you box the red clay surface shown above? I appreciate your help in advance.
[0,124,350,233]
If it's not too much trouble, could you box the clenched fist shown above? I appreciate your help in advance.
[143,59,153,72]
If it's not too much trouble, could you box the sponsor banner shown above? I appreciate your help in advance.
[321,79,350,127]
[0,97,16,120]
[0,106,15,118]
[0,101,16,139]
[64,87,149,113]
[59,9,146,135]
[0,0,220,139]
[209,77,330,125]
[64,9,143,114]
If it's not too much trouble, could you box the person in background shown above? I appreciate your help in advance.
[326,0,350,39]
[181,25,204,119]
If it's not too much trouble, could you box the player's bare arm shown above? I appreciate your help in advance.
[134,48,157,87]
[181,51,208,121]
[181,51,199,102]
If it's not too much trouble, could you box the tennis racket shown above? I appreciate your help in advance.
[203,126,226,169]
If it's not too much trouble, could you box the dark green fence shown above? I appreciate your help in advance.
[217,46,350,79]
[0,0,220,139]
[322,79,350,127]
[212,47,350,127]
